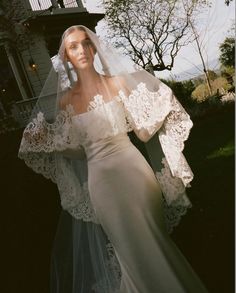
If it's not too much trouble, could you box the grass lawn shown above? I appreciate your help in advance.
[0,104,234,293]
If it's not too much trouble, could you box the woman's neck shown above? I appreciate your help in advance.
[76,67,101,89]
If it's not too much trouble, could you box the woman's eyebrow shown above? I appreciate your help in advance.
[68,38,90,44]
[68,41,79,44]
[82,37,91,42]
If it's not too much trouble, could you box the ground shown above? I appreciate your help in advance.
[0,104,234,293]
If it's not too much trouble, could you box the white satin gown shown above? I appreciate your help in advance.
[64,92,209,293]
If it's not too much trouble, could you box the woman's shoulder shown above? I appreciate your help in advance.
[103,74,128,92]
[59,82,83,109]
[108,75,129,95]
[107,74,125,83]
[59,88,73,110]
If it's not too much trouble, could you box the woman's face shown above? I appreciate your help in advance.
[64,29,96,70]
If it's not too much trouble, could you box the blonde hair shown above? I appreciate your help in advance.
[62,25,86,41]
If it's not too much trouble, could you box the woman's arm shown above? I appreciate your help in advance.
[117,79,173,143]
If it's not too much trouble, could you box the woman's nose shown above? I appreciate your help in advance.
[78,43,87,55]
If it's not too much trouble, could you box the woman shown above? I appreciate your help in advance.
[19,25,208,293]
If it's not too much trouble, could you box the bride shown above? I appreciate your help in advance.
[19,25,208,293]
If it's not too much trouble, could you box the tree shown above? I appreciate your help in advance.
[221,66,235,86]
[225,0,233,6]
[219,37,235,86]
[103,0,209,72]
[219,37,235,68]
[192,77,231,102]
[212,77,231,95]
[207,70,218,81]
[188,19,213,95]
[161,79,196,109]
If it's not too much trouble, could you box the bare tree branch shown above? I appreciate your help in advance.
[103,0,210,72]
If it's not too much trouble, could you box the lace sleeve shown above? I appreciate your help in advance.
[158,96,194,187]
[19,105,80,154]
[19,105,82,180]
[119,82,173,142]
[119,81,193,187]
[18,105,98,224]
[119,82,194,232]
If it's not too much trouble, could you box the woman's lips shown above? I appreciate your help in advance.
[79,57,88,62]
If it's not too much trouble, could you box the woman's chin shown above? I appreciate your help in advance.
[76,63,92,71]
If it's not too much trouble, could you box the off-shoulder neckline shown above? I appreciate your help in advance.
[71,94,122,119]
[65,82,149,119]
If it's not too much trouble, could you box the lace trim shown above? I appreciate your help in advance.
[92,242,121,293]
[62,181,99,224]
[18,105,81,184]
[156,158,186,205]
[19,104,79,154]
[53,156,99,224]
[119,82,172,135]
[158,97,194,186]
[72,98,130,143]
[18,151,58,183]
[162,195,192,234]
[55,156,95,220]
[87,94,108,111]
[118,82,194,231]
[156,158,192,233]
[19,105,99,224]
[120,82,194,188]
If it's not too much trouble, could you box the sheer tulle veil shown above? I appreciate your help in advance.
[18,25,194,292]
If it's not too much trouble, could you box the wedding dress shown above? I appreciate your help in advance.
[18,25,209,292]
[68,90,208,293]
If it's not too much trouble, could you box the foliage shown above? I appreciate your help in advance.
[225,0,233,6]
[192,83,209,102]
[192,77,231,102]
[219,37,235,68]
[207,140,234,159]
[103,0,210,71]
[219,37,235,86]
[193,77,205,87]
[211,77,231,94]
[161,79,196,107]
[221,66,235,85]
[207,70,218,80]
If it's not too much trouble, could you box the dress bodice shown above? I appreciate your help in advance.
[70,96,132,162]
[71,97,131,146]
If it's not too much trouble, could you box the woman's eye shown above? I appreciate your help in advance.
[68,40,94,51]
[84,40,93,47]
[70,44,77,49]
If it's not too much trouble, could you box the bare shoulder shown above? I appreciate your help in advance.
[110,75,130,96]
[104,75,128,92]
[59,89,72,110]
[110,75,126,86]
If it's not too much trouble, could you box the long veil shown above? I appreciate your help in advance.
[18,25,194,292]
